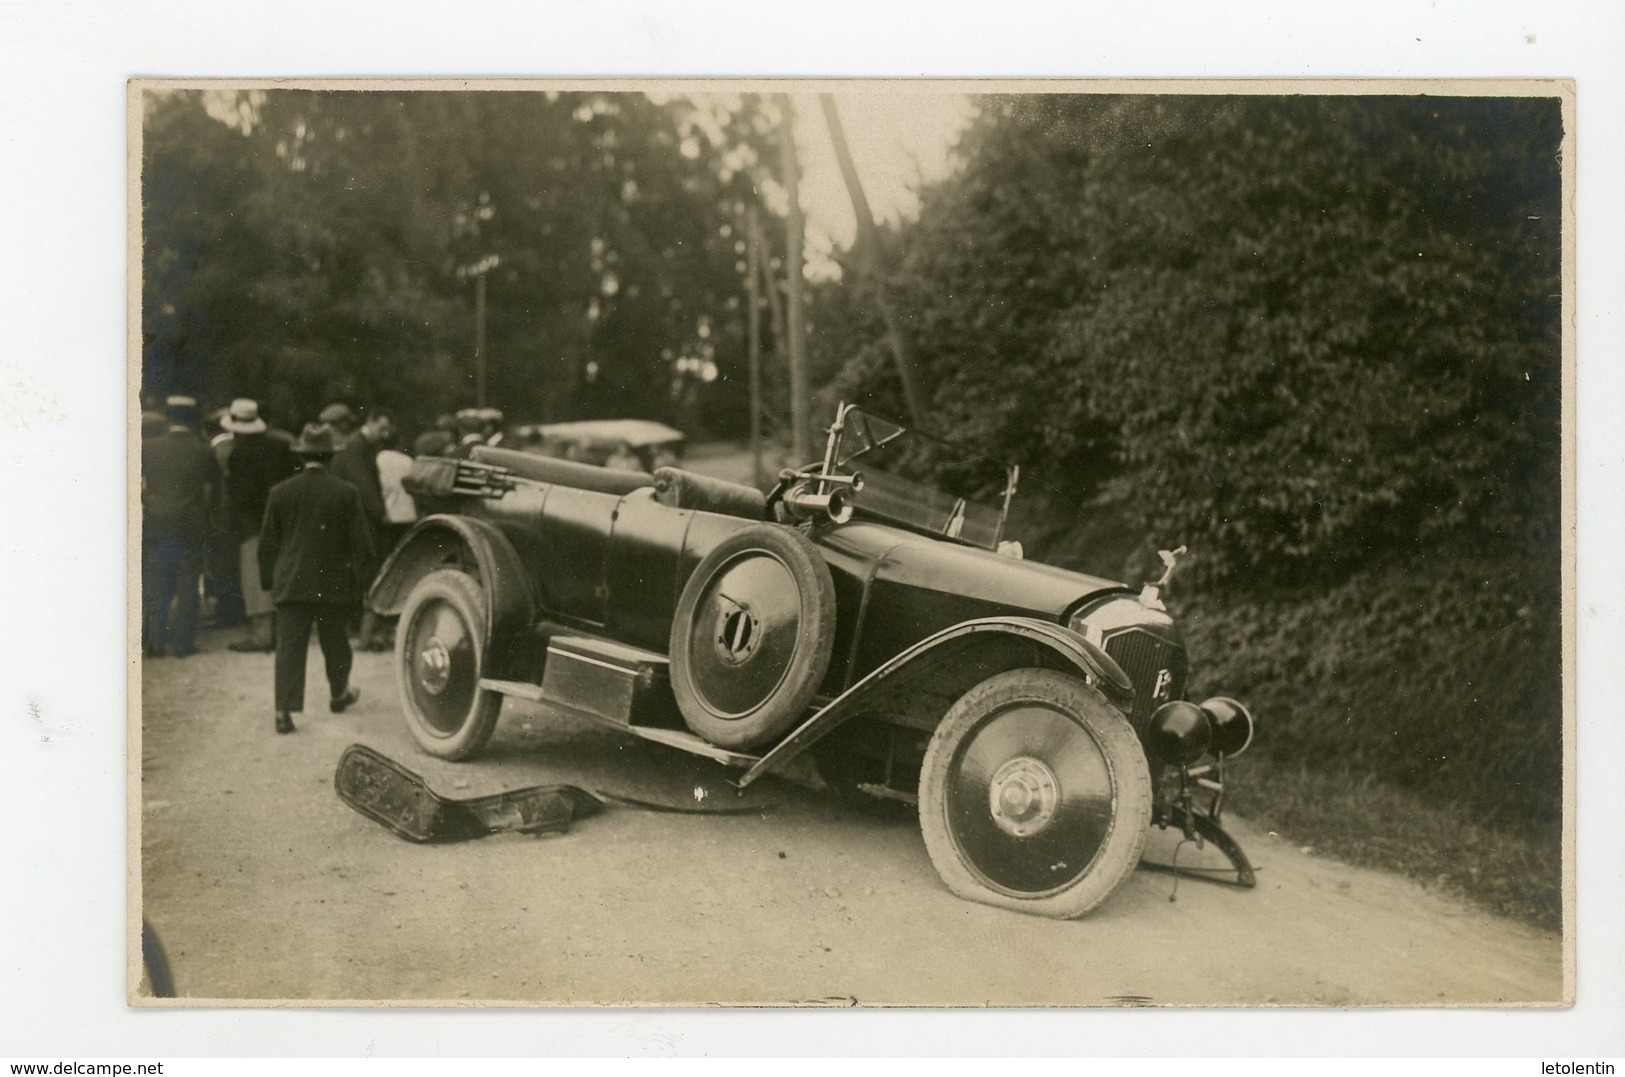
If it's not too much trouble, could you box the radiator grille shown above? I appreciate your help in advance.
[1103,628,1188,734]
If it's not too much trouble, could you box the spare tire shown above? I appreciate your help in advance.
[669,524,838,750]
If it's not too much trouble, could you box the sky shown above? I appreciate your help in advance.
[201,86,975,280]
[789,91,976,273]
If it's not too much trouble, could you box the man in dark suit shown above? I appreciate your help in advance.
[259,423,376,734]
[142,395,218,658]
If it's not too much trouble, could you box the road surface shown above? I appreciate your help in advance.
[137,638,1565,1007]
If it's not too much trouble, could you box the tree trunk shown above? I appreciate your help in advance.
[819,93,927,426]
[778,94,813,463]
[745,207,765,487]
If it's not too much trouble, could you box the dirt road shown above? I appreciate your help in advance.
[138,637,1564,1007]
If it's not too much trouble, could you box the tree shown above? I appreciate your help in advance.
[142,89,787,437]
[830,94,1563,585]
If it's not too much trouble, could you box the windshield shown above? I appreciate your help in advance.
[827,406,1016,550]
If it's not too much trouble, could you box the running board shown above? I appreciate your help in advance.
[624,726,761,768]
[481,677,546,703]
[479,676,761,769]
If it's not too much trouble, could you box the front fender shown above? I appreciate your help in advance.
[736,617,1132,788]
[367,514,536,641]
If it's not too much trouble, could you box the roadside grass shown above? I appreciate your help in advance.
[1225,753,1563,932]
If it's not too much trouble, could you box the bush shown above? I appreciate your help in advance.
[1008,478,1561,828]
[1182,554,1562,827]
[832,94,1563,587]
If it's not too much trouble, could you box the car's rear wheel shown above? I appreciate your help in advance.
[396,569,503,760]
[919,668,1152,918]
[669,524,837,750]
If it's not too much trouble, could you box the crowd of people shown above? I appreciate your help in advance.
[140,394,509,733]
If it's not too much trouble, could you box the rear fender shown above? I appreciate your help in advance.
[736,617,1132,789]
[367,514,536,641]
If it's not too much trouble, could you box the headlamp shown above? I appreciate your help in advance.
[1147,696,1254,765]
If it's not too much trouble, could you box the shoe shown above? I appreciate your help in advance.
[170,646,197,659]
[275,711,296,734]
[229,641,276,653]
[330,686,361,713]
[144,644,166,659]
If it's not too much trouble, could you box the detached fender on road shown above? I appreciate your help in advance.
[737,617,1133,789]
[367,514,536,641]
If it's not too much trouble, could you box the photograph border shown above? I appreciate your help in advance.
[127,75,1577,1010]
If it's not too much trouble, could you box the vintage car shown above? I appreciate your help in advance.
[508,418,685,473]
[369,404,1256,918]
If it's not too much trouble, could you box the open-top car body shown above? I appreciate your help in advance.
[370,403,1256,918]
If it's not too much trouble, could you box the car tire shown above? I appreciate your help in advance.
[669,524,838,750]
[396,569,503,760]
[919,668,1152,919]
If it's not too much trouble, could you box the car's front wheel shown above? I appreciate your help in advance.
[396,569,503,760]
[918,668,1152,918]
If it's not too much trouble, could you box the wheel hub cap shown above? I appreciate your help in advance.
[988,757,1059,837]
[715,601,761,664]
[417,638,452,695]
[945,704,1117,895]
[684,552,801,718]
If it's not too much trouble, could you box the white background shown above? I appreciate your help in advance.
[1,0,1621,1058]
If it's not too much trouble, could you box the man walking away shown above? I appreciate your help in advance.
[223,398,296,652]
[142,395,217,658]
[259,423,375,734]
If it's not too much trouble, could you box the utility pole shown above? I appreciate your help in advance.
[473,271,487,408]
[755,219,789,460]
[758,229,788,366]
[745,206,765,487]
[777,94,812,464]
[819,93,926,426]
[456,192,498,409]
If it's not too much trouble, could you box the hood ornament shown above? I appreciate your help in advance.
[1138,545,1188,612]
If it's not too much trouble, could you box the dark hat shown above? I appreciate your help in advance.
[292,422,338,456]
[318,402,359,429]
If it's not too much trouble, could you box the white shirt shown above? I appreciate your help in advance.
[376,449,418,524]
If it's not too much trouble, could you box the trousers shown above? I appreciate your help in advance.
[142,536,206,655]
[273,601,353,713]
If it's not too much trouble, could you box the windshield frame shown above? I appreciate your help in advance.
[817,403,1020,550]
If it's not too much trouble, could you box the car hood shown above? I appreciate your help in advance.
[816,521,1130,619]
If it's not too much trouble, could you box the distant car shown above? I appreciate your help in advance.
[370,404,1256,918]
[509,418,685,473]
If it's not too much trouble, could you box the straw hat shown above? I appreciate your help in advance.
[219,398,268,435]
